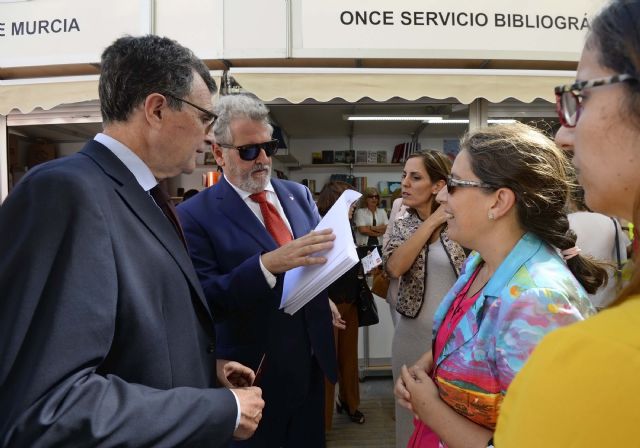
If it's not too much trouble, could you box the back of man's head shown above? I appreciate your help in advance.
[99,35,217,124]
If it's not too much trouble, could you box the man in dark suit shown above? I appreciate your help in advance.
[177,94,338,447]
[0,36,263,447]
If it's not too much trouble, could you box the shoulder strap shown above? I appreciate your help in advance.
[612,217,622,282]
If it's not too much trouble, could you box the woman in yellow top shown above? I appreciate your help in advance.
[495,0,640,446]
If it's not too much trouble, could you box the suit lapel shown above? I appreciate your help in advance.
[80,141,213,322]
[215,177,277,251]
[272,180,308,238]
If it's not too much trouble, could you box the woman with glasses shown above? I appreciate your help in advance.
[496,1,640,446]
[354,187,389,247]
[395,123,605,448]
[383,150,466,448]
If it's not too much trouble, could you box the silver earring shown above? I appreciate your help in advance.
[488,211,495,220]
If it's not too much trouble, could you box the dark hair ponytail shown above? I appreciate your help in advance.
[463,122,609,294]
[524,211,608,294]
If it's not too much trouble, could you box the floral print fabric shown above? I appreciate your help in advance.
[431,233,595,430]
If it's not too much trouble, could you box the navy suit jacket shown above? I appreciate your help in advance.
[0,141,237,447]
[177,177,337,405]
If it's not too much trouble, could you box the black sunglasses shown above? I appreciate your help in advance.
[165,93,218,133]
[219,139,279,161]
[554,74,638,128]
[368,195,380,199]
[446,175,497,194]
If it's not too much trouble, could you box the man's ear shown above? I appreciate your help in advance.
[213,144,225,167]
[143,93,167,128]
[488,187,517,220]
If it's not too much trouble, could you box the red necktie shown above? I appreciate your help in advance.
[150,185,187,248]
[249,191,293,246]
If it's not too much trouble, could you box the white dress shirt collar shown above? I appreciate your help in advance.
[94,133,157,192]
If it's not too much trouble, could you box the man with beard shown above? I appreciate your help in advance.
[177,94,337,448]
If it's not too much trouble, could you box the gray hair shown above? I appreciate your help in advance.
[212,94,273,145]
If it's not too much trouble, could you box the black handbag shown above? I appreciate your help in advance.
[356,276,379,327]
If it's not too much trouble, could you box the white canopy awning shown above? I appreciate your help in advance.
[230,68,575,105]
[0,68,576,116]
[0,76,99,116]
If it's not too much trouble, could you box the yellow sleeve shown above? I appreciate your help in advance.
[495,313,640,447]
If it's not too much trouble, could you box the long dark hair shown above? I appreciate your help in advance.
[405,150,452,214]
[462,122,608,294]
[588,0,640,301]
[317,181,353,216]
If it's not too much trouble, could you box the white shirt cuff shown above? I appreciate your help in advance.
[259,255,277,288]
[229,389,241,430]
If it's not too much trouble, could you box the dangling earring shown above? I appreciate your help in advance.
[488,211,495,220]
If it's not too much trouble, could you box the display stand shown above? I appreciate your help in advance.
[358,294,393,381]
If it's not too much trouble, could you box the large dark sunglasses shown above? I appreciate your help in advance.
[219,139,279,161]
[446,175,497,194]
[554,74,638,128]
[165,93,218,133]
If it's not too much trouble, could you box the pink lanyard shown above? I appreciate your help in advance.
[432,265,483,370]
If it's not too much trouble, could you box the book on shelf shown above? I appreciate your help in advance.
[355,151,368,164]
[377,151,388,163]
[334,150,347,164]
[391,142,421,163]
[301,178,316,193]
[389,181,401,194]
[378,181,390,195]
[322,150,335,164]
[444,139,461,159]
[354,176,367,192]
[311,152,323,164]
[345,150,356,164]
[367,151,378,164]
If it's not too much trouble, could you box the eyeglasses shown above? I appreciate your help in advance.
[367,195,379,199]
[446,175,497,194]
[554,74,638,128]
[165,93,218,133]
[218,139,279,161]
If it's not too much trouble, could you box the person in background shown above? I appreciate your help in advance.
[317,181,366,429]
[177,93,337,448]
[496,2,640,444]
[0,35,263,447]
[382,196,407,327]
[354,187,388,247]
[568,185,629,309]
[383,150,465,448]
[395,123,605,448]
[182,188,200,202]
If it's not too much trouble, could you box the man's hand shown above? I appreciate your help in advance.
[232,387,264,440]
[217,359,255,388]
[329,299,346,330]
[260,229,335,274]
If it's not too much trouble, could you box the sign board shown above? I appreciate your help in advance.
[155,0,224,60]
[0,0,151,67]
[294,0,605,61]
[222,0,287,59]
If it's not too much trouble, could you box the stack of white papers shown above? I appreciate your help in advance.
[281,189,362,315]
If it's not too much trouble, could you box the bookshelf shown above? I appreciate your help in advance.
[290,163,403,171]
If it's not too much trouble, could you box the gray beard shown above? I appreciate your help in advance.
[240,164,271,193]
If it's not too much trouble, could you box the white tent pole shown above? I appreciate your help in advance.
[0,114,8,203]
